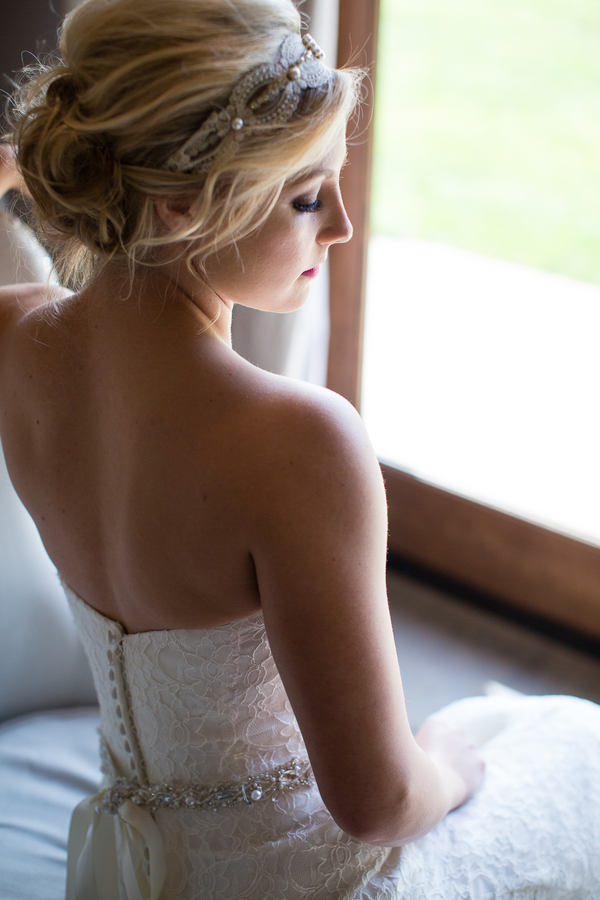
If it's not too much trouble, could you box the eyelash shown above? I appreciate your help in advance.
[292,198,322,213]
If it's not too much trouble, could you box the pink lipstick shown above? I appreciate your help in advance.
[301,265,320,278]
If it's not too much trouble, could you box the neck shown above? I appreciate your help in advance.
[90,259,234,346]
[155,262,234,346]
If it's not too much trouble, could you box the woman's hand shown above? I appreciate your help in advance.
[0,146,27,199]
[415,718,485,811]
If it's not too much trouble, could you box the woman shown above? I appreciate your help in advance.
[2,0,600,897]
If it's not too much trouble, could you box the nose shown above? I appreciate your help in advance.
[317,193,353,246]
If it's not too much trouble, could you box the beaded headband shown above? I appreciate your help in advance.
[164,33,331,174]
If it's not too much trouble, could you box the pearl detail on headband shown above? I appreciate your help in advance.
[164,33,330,175]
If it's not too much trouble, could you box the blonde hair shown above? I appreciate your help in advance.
[7,0,362,289]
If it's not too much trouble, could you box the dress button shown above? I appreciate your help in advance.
[124,740,131,753]
[119,723,126,735]
[111,687,118,699]
[106,649,113,663]
[108,630,116,644]
[115,705,122,719]
[108,669,115,682]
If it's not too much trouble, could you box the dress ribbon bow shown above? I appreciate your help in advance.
[66,789,167,900]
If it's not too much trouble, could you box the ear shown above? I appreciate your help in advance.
[154,196,193,233]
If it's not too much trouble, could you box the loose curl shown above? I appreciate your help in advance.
[6,0,362,289]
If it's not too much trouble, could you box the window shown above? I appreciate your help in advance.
[330,0,600,637]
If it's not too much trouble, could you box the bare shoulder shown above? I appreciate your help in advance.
[238,368,382,493]
[227,368,387,542]
[230,364,388,579]
[0,283,72,352]
[0,281,69,314]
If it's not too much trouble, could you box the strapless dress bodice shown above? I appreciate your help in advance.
[64,583,306,787]
[62,581,392,900]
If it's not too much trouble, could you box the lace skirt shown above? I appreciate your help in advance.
[67,694,600,900]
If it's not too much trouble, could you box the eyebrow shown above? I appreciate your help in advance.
[288,154,348,188]
[289,167,333,185]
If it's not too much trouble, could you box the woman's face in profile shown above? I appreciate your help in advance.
[203,134,352,313]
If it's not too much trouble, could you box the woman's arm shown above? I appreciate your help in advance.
[247,384,484,845]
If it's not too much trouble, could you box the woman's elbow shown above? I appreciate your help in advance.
[326,786,430,847]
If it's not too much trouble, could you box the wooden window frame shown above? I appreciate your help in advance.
[329,0,600,640]
[327,0,380,407]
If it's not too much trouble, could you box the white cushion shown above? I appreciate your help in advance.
[0,210,96,721]
[0,441,97,721]
[0,208,57,284]
[0,707,101,900]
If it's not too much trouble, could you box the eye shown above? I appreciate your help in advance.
[292,197,322,213]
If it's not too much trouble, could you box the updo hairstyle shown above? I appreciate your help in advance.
[7,0,361,288]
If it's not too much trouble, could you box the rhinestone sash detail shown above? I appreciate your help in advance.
[95,757,314,815]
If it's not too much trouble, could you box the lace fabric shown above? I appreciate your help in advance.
[64,582,600,899]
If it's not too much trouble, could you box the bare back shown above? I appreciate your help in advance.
[0,276,316,632]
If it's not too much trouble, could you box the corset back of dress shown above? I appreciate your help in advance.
[63,584,307,784]
[63,582,392,900]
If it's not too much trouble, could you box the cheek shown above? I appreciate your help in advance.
[263,228,307,270]
[228,214,310,289]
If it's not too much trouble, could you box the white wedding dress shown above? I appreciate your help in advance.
[64,581,600,900]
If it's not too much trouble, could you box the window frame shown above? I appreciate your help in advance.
[329,0,600,640]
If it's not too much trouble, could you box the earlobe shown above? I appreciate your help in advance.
[154,197,193,233]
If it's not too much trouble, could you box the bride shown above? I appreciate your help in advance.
[2,0,600,897]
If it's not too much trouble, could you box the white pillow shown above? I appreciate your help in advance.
[0,208,57,284]
[0,210,96,721]
[0,707,101,900]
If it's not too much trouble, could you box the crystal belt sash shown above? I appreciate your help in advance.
[96,757,314,814]
[66,757,314,900]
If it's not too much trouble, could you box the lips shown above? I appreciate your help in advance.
[301,265,320,278]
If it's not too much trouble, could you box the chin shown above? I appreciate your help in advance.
[243,284,312,315]
[283,284,313,313]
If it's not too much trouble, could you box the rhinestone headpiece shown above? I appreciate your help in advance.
[164,33,331,174]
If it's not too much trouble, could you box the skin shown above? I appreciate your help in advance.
[0,135,484,845]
